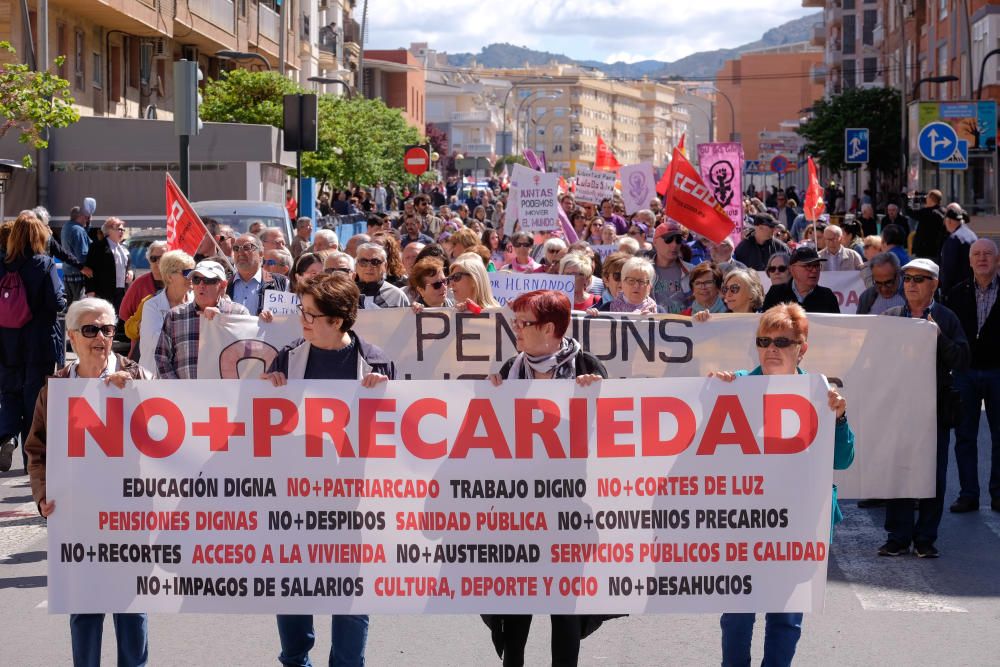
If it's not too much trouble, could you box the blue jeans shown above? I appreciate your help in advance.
[885,423,951,546]
[954,368,1000,502]
[69,613,148,667]
[720,613,803,667]
[276,614,369,667]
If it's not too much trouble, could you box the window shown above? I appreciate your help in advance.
[939,46,949,98]
[92,51,102,88]
[843,59,857,89]
[843,15,856,55]
[57,24,67,79]
[843,0,855,9]
[863,57,878,83]
[863,10,877,46]
[74,30,85,90]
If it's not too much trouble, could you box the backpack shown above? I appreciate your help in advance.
[0,267,33,328]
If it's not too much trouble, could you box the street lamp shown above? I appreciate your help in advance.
[499,76,553,157]
[976,48,1000,100]
[515,90,562,155]
[215,50,272,71]
[308,75,355,98]
[911,75,959,101]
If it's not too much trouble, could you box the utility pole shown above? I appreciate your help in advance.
[37,0,50,208]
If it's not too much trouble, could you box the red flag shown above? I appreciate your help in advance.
[594,134,621,171]
[559,176,568,194]
[803,156,825,222]
[656,134,684,196]
[663,146,735,243]
[165,173,210,255]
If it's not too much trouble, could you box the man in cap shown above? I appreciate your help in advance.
[227,233,289,316]
[650,221,694,313]
[762,247,840,313]
[154,260,251,379]
[944,239,1000,514]
[939,204,977,295]
[879,258,968,557]
[734,213,790,271]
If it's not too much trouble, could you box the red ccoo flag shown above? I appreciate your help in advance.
[803,156,826,222]
[656,134,684,196]
[594,134,622,171]
[165,173,210,255]
[662,146,735,243]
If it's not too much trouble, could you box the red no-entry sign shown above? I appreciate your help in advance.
[404,146,430,175]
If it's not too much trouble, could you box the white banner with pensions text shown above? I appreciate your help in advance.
[196,310,937,499]
[47,375,834,614]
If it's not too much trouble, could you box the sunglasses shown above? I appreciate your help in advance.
[425,279,446,290]
[77,324,116,338]
[902,274,932,284]
[611,271,622,282]
[263,259,278,267]
[324,267,352,274]
[659,234,683,244]
[511,319,540,331]
[232,243,260,253]
[191,275,222,286]
[447,272,469,283]
[766,265,788,274]
[874,278,898,288]
[513,242,533,248]
[357,257,385,267]
[149,255,163,263]
[755,336,801,349]
[722,284,742,295]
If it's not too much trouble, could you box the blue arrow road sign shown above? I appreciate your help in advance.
[845,128,869,164]
[918,121,960,162]
[940,139,968,170]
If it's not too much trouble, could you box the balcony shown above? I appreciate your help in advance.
[189,0,235,33]
[872,23,884,48]
[344,18,362,45]
[811,64,827,84]
[826,7,842,27]
[811,25,826,47]
[454,143,494,157]
[259,3,280,43]
[451,110,491,123]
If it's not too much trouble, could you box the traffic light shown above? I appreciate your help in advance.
[174,59,203,137]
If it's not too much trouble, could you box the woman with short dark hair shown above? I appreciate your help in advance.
[502,232,541,273]
[408,258,452,309]
[681,262,726,315]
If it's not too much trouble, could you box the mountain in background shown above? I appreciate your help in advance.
[445,12,822,79]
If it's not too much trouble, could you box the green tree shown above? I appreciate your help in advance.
[201,69,422,187]
[797,86,901,187]
[0,42,80,167]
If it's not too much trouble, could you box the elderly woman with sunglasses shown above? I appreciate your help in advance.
[765,252,792,286]
[408,257,453,311]
[502,231,541,273]
[356,242,410,309]
[486,289,613,666]
[693,269,766,323]
[137,250,196,376]
[26,297,150,666]
[708,302,854,667]
[260,273,392,667]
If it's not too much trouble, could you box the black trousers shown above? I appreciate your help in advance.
[494,615,582,667]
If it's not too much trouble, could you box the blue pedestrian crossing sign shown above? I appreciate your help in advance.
[917,121,961,163]
[844,128,869,164]
[940,139,968,170]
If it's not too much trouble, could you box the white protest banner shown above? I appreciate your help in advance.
[697,143,744,245]
[575,168,618,205]
[510,164,559,232]
[758,270,866,315]
[264,289,301,316]
[47,374,834,614]
[489,272,574,306]
[620,163,656,215]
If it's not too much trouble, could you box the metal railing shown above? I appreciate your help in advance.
[259,3,280,42]
[189,0,235,32]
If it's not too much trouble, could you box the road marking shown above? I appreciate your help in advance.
[980,508,1000,542]
[36,599,47,609]
[831,506,968,613]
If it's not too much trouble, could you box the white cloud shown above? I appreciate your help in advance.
[366,0,816,63]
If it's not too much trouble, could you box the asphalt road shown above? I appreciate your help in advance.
[2,418,999,666]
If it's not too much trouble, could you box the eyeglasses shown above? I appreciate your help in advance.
[447,272,469,283]
[425,279,446,290]
[191,275,222,286]
[874,278,898,288]
[902,274,933,284]
[692,280,716,289]
[77,324,116,338]
[513,242,533,248]
[766,265,788,274]
[755,336,801,349]
[296,304,335,324]
[623,277,650,287]
[149,255,163,263]
[324,267,352,274]
[511,318,540,331]
[546,248,561,254]
[263,259,278,267]
[357,257,385,267]
[796,263,822,271]
[232,243,260,253]
[722,284,742,295]
[659,234,683,244]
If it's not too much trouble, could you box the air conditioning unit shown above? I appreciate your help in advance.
[181,45,199,63]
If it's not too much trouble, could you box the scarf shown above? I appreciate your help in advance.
[608,293,658,313]
[508,337,581,379]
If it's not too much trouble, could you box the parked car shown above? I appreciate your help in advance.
[125,228,168,277]
[193,199,293,245]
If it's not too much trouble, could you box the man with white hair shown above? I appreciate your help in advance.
[857,203,879,238]
[819,225,864,271]
[707,237,746,275]
[310,229,339,253]
[345,233,370,258]
[259,227,287,252]
[290,217,313,260]
[84,217,133,313]
[401,241,425,275]
[264,248,293,277]
[355,243,409,309]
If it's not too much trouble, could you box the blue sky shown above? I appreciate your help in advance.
[367,1,818,64]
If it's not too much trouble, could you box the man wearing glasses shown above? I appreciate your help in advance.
[84,217,133,314]
[762,247,840,313]
[355,243,409,309]
[226,234,290,316]
[154,261,251,379]
[650,221,694,313]
[857,252,904,315]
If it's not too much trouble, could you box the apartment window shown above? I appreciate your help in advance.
[863,57,878,83]
[863,10,876,46]
[57,24,67,79]
[843,0,855,9]
[74,30,85,90]
[110,46,122,101]
[843,15,856,55]
[843,59,857,89]
[128,37,140,89]
[92,51,102,88]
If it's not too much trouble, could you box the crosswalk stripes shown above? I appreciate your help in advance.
[831,506,968,613]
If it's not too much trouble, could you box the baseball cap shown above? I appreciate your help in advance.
[789,246,826,265]
[752,213,779,228]
[901,258,939,279]
[189,260,227,281]
[654,220,684,240]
